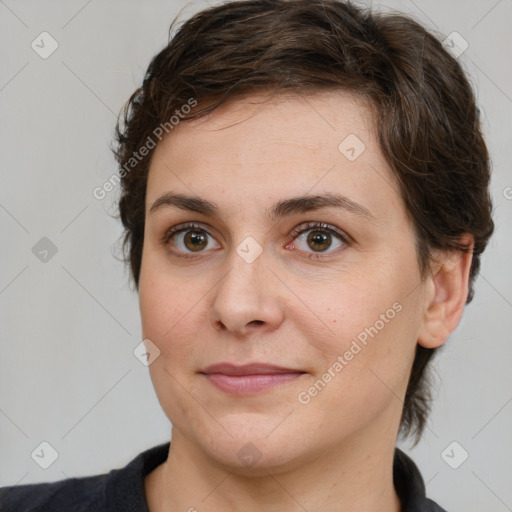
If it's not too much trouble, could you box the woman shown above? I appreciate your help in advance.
[0,0,494,510]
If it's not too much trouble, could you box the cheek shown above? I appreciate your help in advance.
[139,248,200,339]
[303,273,397,349]
[139,264,214,387]
[140,270,206,426]
[301,267,419,397]
[300,305,417,439]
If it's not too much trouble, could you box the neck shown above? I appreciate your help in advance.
[146,424,402,512]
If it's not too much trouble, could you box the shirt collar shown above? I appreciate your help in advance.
[107,442,446,511]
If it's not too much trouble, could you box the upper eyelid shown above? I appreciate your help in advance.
[163,221,217,237]
[290,221,349,240]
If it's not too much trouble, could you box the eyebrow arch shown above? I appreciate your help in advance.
[149,192,378,224]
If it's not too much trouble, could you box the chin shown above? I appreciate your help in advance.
[189,419,318,476]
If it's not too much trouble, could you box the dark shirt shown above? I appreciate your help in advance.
[0,443,447,511]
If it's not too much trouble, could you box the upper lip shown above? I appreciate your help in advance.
[201,363,305,375]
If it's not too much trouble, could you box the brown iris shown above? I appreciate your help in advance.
[184,231,208,252]
[307,231,331,252]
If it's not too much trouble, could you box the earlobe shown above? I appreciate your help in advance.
[417,235,474,349]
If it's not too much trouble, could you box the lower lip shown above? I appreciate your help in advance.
[203,373,304,395]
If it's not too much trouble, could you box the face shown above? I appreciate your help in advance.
[139,91,430,474]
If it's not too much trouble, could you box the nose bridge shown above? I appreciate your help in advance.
[209,237,284,334]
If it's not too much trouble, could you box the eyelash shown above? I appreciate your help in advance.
[160,221,350,260]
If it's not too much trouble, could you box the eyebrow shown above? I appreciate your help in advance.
[149,192,377,224]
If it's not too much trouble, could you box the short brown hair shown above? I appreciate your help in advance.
[113,0,494,444]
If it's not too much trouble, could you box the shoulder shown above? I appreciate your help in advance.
[0,442,170,512]
[425,497,448,511]
[0,473,108,512]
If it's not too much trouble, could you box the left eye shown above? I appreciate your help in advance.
[288,222,348,258]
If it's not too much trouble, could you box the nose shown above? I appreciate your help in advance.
[208,246,285,337]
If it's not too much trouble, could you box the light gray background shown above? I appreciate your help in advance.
[1,0,511,509]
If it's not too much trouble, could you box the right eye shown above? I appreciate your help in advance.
[161,223,221,259]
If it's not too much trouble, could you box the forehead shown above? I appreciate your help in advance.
[146,90,405,226]
[169,90,376,154]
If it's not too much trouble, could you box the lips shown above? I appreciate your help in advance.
[200,363,306,395]
[201,362,304,375]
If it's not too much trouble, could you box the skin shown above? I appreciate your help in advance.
[139,90,473,511]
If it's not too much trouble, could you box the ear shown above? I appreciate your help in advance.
[417,235,474,349]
